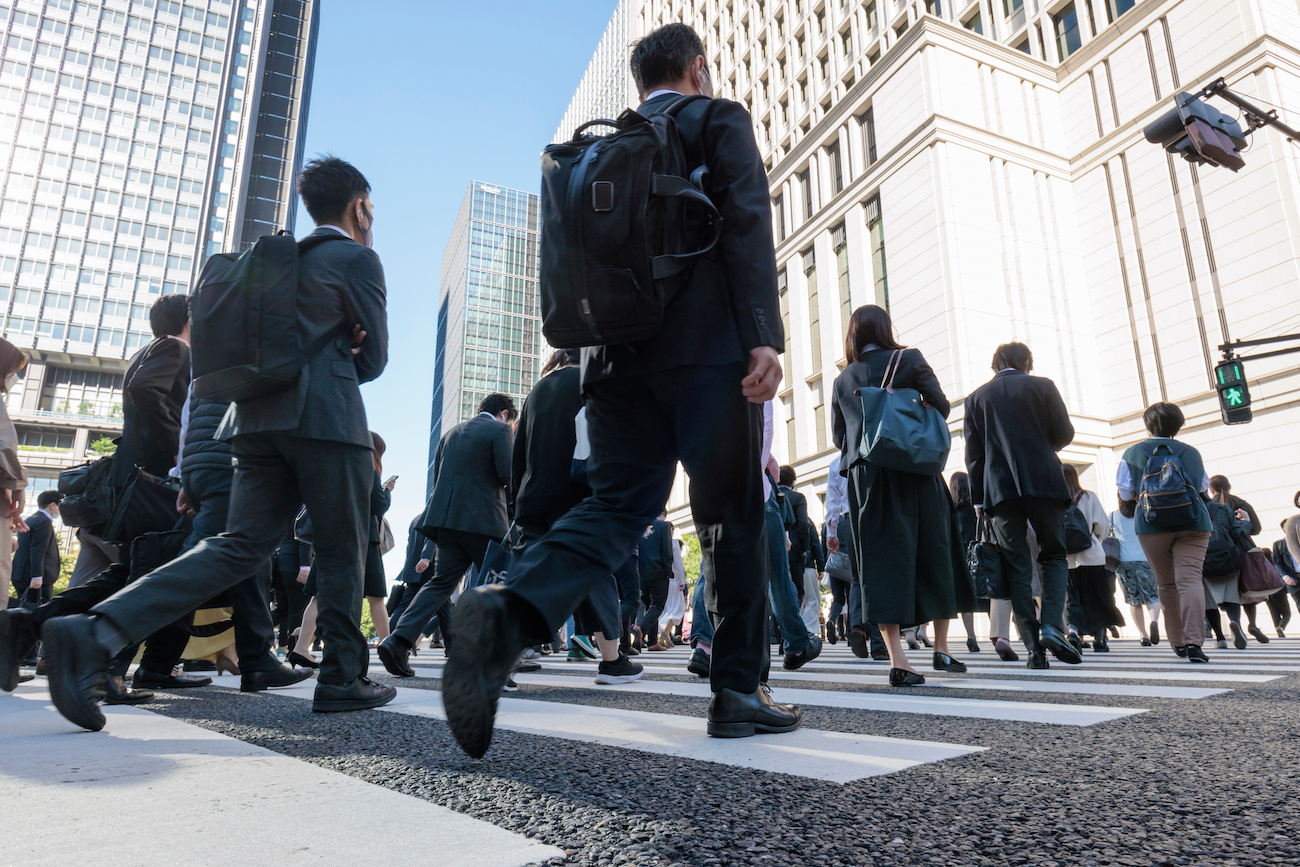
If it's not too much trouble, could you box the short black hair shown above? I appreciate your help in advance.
[149,294,189,337]
[779,465,796,487]
[479,393,517,421]
[630,23,706,93]
[297,155,370,226]
[1143,402,1185,438]
[991,342,1033,373]
[37,490,62,508]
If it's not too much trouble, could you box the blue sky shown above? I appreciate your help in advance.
[293,1,619,574]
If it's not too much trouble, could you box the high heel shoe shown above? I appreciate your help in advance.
[287,651,320,670]
[889,668,925,686]
[932,651,967,673]
[966,637,981,653]
[215,652,241,677]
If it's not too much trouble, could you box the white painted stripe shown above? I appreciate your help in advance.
[1,687,563,867]
[205,678,984,784]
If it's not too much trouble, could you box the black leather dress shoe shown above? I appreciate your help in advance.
[707,686,802,737]
[182,659,217,672]
[1040,625,1083,665]
[104,674,153,705]
[889,668,926,686]
[932,651,967,673]
[311,676,396,713]
[133,668,212,689]
[377,635,415,677]
[514,659,542,673]
[1027,651,1050,669]
[441,585,530,758]
[848,626,870,659]
[0,608,37,692]
[783,635,823,670]
[687,647,711,678]
[42,615,111,731]
[241,664,313,692]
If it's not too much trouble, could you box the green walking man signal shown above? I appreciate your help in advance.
[1214,359,1252,424]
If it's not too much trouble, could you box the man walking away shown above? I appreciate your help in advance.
[39,156,391,730]
[377,394,515,678]
[440,23,798,757]
[964,342,1082,669]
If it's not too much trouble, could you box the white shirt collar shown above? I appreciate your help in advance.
[318,224,351,238]
[479,411,498,421]
[39,506,57,521]
[643,88,682,103]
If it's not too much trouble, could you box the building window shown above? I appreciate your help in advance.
[866,1,879,30]
[1014,36,1032,54]
[1106,0,1136,23]
[798,169,813,220]
[40,367,124,418]
[828,141,844,194]
[1004,0,1024,15]
[782,392,796,460]
[804,247,821,369]
[1053,2,1082,58]
[926,0,942,15]
[777,268,791,354]
[964,10,984,32]
[865,194,889,311]
[862,108,878,165]
[810,377,828,452]
[16,427,75,451]
[774,194,786,240]
[833,223,851,336]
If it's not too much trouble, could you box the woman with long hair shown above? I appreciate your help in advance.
[831,305,975,686]
[1208,475,1273,644]
[948,471,987,653]
[1061,464,1123,652]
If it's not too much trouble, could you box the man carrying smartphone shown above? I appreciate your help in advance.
[377,394,516,677]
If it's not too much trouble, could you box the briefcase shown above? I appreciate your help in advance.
[103,467,183,544]
[967,516,1007,600]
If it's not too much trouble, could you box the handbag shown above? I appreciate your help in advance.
[967,514,1007,600]
[57,455,116,531]
[378,517,396,555]
[825,550,853,582]
[1102,519,1122,571]
[856,349,951,476]
[1239,548,1286,602]
[102,466,183,544]
[469,538,511,589]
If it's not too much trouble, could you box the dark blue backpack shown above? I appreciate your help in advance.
[1137,442,1200,530]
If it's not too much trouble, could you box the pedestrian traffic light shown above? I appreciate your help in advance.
[1144,92,1247,171]
[1214,359,1252,424]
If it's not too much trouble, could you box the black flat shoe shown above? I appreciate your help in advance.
[932,652,966,673]
[182,659,217,672]
[241,664,314,692]
[286,651,320,670]
[1027,651,1050,669]
[42,615,111,731]
[377,635,415,677]
[1141,637,1152,646]
[889,668,925,686]
[441,585,529,758]
[826,621,838,644]
[1230,622,1248,649]
[132,667,212,689]
[707,686,802,737]
[783,636,822,671]
[311,676,396,713]
[848,626,870,659]
[966,638,981,653]
[104,674,153,705]
[1093,638,1110,653]
[1248,625,1270,644]
[1041,625,1083,665]
[1150,622,1160,645]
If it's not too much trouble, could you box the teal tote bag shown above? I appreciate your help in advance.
[856,349,951,476]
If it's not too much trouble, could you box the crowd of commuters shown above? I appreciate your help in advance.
[2,23,1299,761]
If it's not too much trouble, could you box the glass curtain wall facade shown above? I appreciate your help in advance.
[0,0,317,501]
[427,181,541,493]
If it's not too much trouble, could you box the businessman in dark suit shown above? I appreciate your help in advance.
[109,302,192,488]
[440,24,798,758]
[384,513,437,629]
[377,394,515,677]
[964,341,1081,668]
[41,156,393,730]
[12,491,62,607]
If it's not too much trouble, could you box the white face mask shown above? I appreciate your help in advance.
[3,372,17,391]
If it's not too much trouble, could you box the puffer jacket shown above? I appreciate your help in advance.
[181,394,233,473]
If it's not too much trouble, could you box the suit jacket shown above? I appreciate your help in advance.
[420,414,512,540]
[511,365,587,525]
[1272,539,1299,581]
[368,469,391,543]
[964,369,1074,510]
[396,513,436,584]
[581,93,783,385]
[831,347,950,472]
[217,228,388,449]
[111,335,190,486]
[12,509,59,592]
[779,485,810,571]
[638,518,674,584]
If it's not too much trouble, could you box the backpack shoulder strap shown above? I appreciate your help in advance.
[659,93,711,118]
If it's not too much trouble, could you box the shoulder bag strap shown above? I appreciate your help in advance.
[880,349,903,391]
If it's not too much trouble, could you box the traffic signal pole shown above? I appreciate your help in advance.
[1197,79,1300,144]
[1214,333,1300,424]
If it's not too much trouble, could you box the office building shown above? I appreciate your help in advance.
[427,181,541,491]
[0,0,318,506]
[558,0,1300,540]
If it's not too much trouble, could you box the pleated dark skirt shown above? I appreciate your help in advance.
[847,462,976,627]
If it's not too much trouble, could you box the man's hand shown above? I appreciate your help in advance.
[6,489,22,520]
[297,566,311,585]
[350,323,367,356]
[827,535,840,555]
[415,558,430,574]
[28,577,41,590]
[742,346,782,404]
[1285,576,1297,587]
[177,488,196,516]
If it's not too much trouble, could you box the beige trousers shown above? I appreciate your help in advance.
[1138,530,1211,648]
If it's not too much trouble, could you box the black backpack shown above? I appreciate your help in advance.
[1203,501,1245,578]
[190,232,345,402]
[1064,493,1094,555]
[1137,442,1201,530]
[539,95,722,348]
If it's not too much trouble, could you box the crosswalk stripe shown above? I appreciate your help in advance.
[3,687,563,867]
[205,677,985,784]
